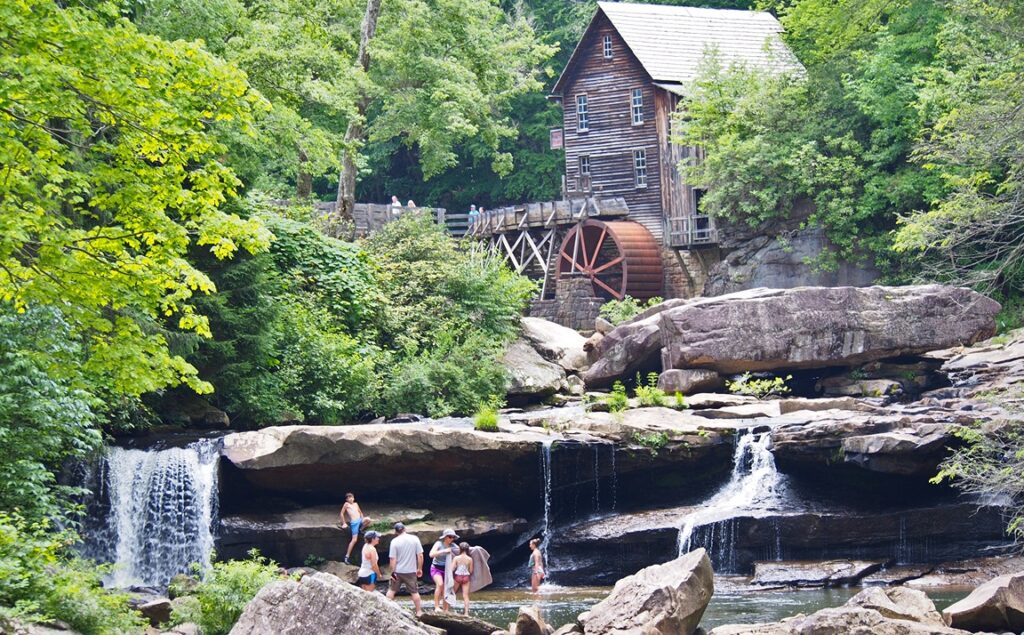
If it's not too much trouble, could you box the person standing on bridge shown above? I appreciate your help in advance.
[468,204,479,230]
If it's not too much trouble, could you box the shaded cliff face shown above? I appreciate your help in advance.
[702,210,879,297]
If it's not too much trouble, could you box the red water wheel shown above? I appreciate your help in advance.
[556,220,663,300]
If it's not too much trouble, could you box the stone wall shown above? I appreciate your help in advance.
[662,248,718,300]
[529,275,604,331]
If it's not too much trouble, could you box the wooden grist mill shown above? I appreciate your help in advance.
[467,197,664,302]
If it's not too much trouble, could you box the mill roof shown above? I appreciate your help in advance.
[552,2,801,94]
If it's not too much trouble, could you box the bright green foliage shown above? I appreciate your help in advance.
[634,372,667,407]
[0,514,145,634]
[599,296,663,326]
[170,550,284,635]
[727,372,792,399]
[0,309,101,522]
[676,0,946,271]
[134,0,358,195]
[473,396,504,431]
[0,0,271,398]
[368,0,555,180]
[933,414,1024,542]
[894,0,1024,295]
[674,392,688,409]
[630,431,670,456]
[604,381,629,413]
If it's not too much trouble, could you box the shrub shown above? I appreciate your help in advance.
[170,550,284,635]
[605,381,629,413]
[473,399,501,432]
[634,372,666,407]
[0,514,145,634]
[727,372,792,399]
[599,296,663,326]
[631,431,670,456]
[674,392,687,409]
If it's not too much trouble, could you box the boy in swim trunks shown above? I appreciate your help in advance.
[340,492,373,564]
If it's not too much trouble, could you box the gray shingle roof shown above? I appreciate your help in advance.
[553,2,801,94]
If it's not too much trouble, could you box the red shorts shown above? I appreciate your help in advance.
[454,574,470,586]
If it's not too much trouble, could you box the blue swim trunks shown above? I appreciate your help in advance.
[350,517,362,534]
[356,572,377,585]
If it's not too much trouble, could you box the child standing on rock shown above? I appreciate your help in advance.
[340,492,373,565]
[452,542,474,615]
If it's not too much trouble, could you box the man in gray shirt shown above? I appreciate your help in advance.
[386,522,424,616]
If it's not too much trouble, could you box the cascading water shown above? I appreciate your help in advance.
[677,431,786,567]
[82,438,220,588]
[539,440,554,577]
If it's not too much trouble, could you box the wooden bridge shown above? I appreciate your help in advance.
[313,202,468,237]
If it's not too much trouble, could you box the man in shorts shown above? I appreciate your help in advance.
[386,522,424,616]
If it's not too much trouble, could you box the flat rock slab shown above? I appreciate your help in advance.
[419,612,501,635]
[659,285,999,374]
[752,560,888,587]
[942,570,1024,632]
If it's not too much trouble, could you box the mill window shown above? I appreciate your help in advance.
[603,35,613,59]
[631,88,644,125]
[579,155,591,176]
[576,94,589,132]
[633,149,647,188]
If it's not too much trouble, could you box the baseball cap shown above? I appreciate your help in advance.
[393,522,405,532]
[365,530,380,541]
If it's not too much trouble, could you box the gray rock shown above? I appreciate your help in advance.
[660,285,999,375]
[504,339,567,399]
[521,317,588,372]
[137,597,172,626]
[751,560,887,587]
[579,548,713,635]
[228,572,442,635]
[515,605,549,635]
[419,611,502,635]
[818,376,903,398]
[710,586,970,635]
[162,623,200,635]
[552,624,583,635]
[595,317,615,335]
[582,311,664,388]
[658,369,724,395]
[942,570,1024,632]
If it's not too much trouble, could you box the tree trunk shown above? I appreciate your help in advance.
[297,147,312,199]
[335,0,382,223]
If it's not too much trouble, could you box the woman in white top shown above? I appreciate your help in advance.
[356,531,382,591]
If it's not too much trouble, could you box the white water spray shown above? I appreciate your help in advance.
[677,431,785,556]
[87,439,220,588]
[539,440,554,575]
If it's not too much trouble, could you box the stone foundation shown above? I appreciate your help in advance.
[662,248,717,299]
[530,275,604,331]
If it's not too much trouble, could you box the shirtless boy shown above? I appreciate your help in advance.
[340,492,373,564]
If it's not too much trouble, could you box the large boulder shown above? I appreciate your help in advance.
[419,611,501,635]
[521,317,588,372]
[582,312,665,388]
[221,422,557,513]
[660,285,999,374]
[504,339,566,399]
[228,572,442,635]
[751,560,886,587]
[657,369,723,395]
[579,548,713,635]
[942,570,1024,632]
[710,587,970,635]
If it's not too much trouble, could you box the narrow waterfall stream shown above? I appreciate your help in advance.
[539,439,554,577]
[677,431,787,567]
[82,438,220,588]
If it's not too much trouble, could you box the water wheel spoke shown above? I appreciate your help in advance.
[592,255,624,274]
[591,274,623,299]
[587,227,608,270]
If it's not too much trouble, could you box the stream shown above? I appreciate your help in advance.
[462,581,970,631]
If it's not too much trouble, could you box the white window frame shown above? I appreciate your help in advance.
[576,94,589,132]
[633,149,647,188]
[631,88,644,125]
[603,34,613,59]
[579,155,591,176]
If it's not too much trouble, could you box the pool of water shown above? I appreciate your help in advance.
[453,579,970,631]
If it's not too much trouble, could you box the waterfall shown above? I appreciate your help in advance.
[82,438,220,588]
[609,444,617,511]
[677,431,785,560]
[539,439,553,577]
[593,444,601,512]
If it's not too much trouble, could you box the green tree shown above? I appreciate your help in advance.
[0,0,271,398]
[894,0,1024,296]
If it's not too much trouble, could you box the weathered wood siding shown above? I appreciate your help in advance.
[561,12,665,241]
